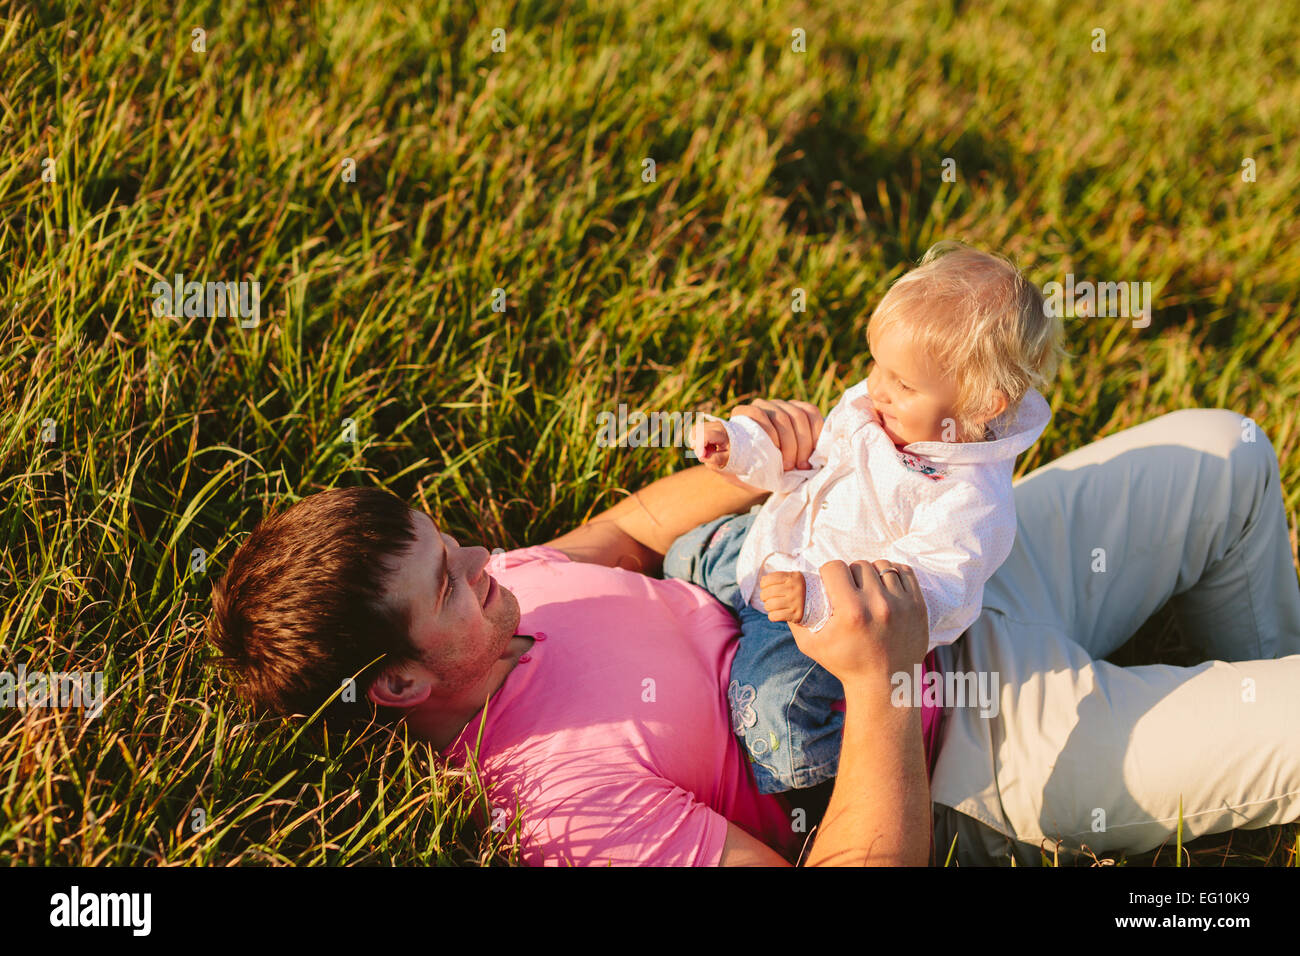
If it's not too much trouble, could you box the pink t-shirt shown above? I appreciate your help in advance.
[442,545,942,866]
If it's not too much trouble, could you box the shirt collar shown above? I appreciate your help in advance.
[847,380,1052,464]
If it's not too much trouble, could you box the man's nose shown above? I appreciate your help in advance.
[465,546,491,580]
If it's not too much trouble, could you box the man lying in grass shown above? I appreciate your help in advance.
[208,393,1300,865]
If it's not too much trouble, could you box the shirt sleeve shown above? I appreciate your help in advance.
[800,571,832,632]
[879,480,1017,649]
[514,775,733,867]
[696,413,821,494]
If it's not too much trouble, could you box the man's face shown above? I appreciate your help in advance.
[380,510,521,703]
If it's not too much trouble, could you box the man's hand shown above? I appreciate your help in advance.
[729,398,824,472]
[788,559,929,691]
[545,397,822,572]
[760,570,805,624]
[792,558,933,867]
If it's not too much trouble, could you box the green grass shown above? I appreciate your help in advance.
[2,0,1299,865]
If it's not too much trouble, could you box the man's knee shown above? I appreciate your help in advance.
[1165,408,1278,479]
[1218,409,1282,500]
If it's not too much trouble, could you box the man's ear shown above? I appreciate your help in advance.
[367,664,434,710]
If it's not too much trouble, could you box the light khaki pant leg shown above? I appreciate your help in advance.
[931,408,1300,863]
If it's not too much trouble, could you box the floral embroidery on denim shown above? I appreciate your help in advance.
[707,521,735,550]
[897,451,947,481]
[728,680,757,735]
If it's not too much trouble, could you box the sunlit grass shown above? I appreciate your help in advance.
[2,0,1298,865]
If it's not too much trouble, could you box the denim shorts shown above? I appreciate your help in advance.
[663,509,845,794]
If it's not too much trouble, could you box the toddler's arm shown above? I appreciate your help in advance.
[881,482,1018,650]
[692,413,821,494]
[783,481,1017,647]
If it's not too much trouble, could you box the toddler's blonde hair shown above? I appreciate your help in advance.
[866,240,1067,442]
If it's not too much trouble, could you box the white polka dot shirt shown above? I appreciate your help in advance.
[702,380,1052,646]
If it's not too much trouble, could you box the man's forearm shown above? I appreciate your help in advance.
[610,465,767,558]
[805,678,931,866]
[545,466,767,574]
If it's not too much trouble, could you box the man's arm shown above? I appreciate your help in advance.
[717,687,928,867]
[802,675,930,865]
[542,466,764,576]
[797,561,932,865]
[544,399,824,574]
[720,559,932,867]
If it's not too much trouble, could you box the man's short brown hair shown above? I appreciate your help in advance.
[208,487,419,722]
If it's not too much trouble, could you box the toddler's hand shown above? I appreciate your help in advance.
[691,420,731,470]
[760,571,805,624]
